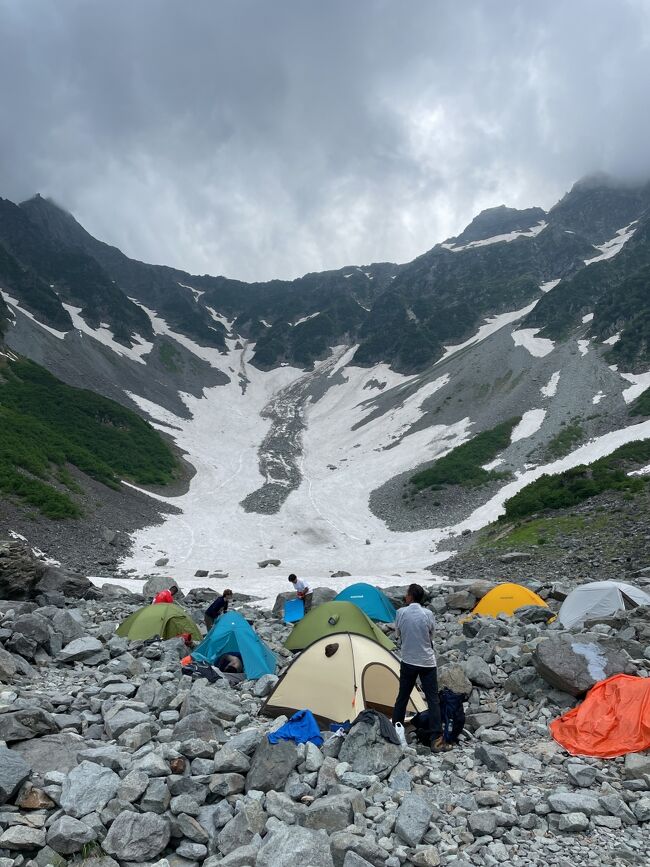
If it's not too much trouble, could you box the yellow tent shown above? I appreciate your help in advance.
[470,582,548,618]
[261,632,426,725]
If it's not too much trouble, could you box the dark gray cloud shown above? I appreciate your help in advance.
[1,0,649,281]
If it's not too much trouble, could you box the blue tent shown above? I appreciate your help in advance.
[334,583,397,623]
[191,611,276,679]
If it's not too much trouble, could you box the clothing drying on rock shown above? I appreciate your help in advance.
[268,709,323,746]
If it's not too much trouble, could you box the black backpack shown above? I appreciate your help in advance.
[411,688,467,744]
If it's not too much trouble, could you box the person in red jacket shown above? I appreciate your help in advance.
[153,584,179,604]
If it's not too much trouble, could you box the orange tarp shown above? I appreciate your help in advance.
[550,674,650,758]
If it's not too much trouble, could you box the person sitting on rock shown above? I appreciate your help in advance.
[392,582,452,754]
[204,588,233,630]
[288,573,313,612]
[153,584,179,604]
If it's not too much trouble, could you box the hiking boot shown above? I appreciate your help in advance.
[431,736,453,753]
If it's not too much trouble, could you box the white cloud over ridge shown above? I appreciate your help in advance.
[1,0,650,281]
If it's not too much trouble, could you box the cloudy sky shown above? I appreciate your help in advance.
[1,0,649,282]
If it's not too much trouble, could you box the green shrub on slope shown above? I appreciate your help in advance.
[410,418,520,491]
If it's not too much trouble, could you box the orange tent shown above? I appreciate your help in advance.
[550,674,650,759]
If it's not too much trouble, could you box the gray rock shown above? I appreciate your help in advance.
[59,637,108,663]
[395,792,434,846]
[547,791,605,816]
[103,704,152,738]
[0,825,46,850]
[303,793,357,832]
[143,576,179,597]
[46,816,97,854]
[533,635,630,696]
[0,645,18,681]
[503,666,546,698]
[102,811,171,861]
[624,752,650,779]
[181,678,241,722]
[118,769,150,802]
[60,761,121,818]
[633,797,650,822]
[245,737,298,792]
[330,831,387,867]
[557,812,590,832]
[218,801,267,855]
[141,777,171,813]
[12,732,84,782]
[173,710,223,743]
[209,773,246,798]
[305,741,324,772]
[474,744,508,772]
[226,727,264,755]
[258,558,281,568]
[515,604,555,624]
[437,663,472,695]
[265,790,307,824]
[567,762,598,788]
[0,706,58,742]
[499,552,532,562]
[468,811,498,836]
[253,673,279,697]
[0,745,31,804]
[257,824,334,867]
[213,747,250,774]
[155,558,169,567]
[445,590,475,611]
[343,855,376,867]
[338,717,402,776]
[462,655,495,688]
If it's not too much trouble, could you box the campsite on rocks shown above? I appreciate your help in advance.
[3,3,650,866]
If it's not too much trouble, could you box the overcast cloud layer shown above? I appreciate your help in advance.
[1,0,649,281]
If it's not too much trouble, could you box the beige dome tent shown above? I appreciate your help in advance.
[261,632,426,725]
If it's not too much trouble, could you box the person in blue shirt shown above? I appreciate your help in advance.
[204,588,233,630]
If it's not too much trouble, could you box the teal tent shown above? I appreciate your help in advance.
[334,583,397,623]
[191,611,276,679]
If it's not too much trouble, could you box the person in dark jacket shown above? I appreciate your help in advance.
[204,589,233,630]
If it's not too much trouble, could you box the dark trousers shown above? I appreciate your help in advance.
[392,662,442,741]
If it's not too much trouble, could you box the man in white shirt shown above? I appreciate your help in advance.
[288,573,313,612]
[392,583,451,753]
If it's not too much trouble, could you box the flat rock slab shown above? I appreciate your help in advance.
[533,634,630,696]
[12,732,85,783]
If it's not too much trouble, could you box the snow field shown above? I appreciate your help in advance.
[511,328,555,357]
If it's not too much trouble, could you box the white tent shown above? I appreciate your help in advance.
[558,581,650,629]
[261,632,426,725]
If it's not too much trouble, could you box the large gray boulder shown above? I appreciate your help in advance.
[303,792,360,833]
[12,732,84,782]
[0,706,58,743]
[338,717,402,776]
[0,745,31,804]
[245,737,298,792]
[143,576,179,598]
[217,801,267,855]
[59,637,108,664]
[173,710,224,742]
[0,540,46,600]
[257,824,334,867]
[102,811,170,861]
[0,646,18,681]
[46,816,97,854]
[60,761,120,818]
[533,635,631,696]
[0,825,47,850]
[272,586,336,616]
[330,831,388,867]
[462,655,495,688]
[394,792,434,846]
[103,703,152,738]
[181,678,241,722]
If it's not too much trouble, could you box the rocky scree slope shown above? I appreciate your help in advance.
[1,547,650,867]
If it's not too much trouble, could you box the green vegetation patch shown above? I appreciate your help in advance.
[410,417,520,491]
[630,387,650,418]
[0,357,178,518]
[481,514,608,549]
[502,439,650,521]
[545,422,584,459]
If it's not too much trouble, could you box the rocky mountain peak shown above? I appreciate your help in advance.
[447,204,546,246]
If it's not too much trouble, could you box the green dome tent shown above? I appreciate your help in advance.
[191,611,276,679]
[284,601,395,652]
[116,603,201,642]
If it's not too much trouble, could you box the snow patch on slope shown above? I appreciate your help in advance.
[443,220,547,252]
[439,299,539,362]
[584,223,637,265]
[540,371,560,398]
[1,291,68,339]
[540,279,561,293]
[620,371,650,403]
[511,410,546,442]
[511,328,555,357]
[62,303,153,365]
